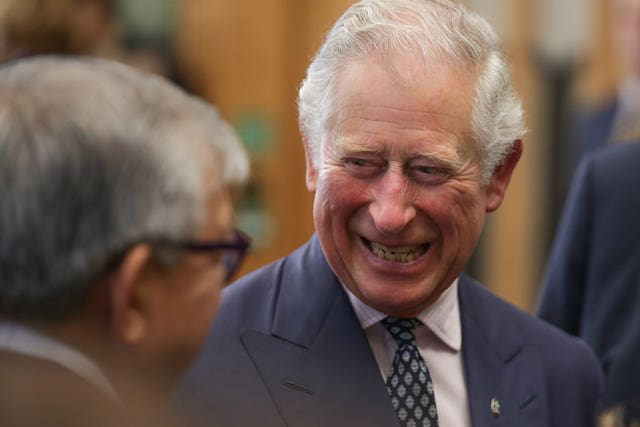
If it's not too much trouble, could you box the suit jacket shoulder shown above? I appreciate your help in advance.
[460,275,603,427]
[0,350,125,427]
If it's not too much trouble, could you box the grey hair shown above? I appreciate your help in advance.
[298,0,526,183]
[0,56,249,320]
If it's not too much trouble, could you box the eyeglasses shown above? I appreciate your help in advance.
[177,228,251,281]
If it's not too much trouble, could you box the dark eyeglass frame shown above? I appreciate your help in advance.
[176,228,251,281]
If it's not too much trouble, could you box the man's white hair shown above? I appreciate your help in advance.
[298,0,526,183]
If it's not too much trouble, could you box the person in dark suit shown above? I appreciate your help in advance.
[539,142,640,414]
[177,1,603,426]
[0,56,250,426]
[566,0,640,186]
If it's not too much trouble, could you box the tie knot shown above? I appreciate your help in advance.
[382,317,421,345]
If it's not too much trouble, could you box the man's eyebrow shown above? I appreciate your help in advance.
[332,138,464,169]
[333,138,380,156]
[410,150,463,170]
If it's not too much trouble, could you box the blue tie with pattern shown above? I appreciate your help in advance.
[382,317,439,427]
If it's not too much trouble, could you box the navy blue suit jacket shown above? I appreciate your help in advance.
[566,100,618,182]
[178,236,602,426]
[539,142,640,406]
[571,101,618,161]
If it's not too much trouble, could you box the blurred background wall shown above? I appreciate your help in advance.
[0,0,620,312]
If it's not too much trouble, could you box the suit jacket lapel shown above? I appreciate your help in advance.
[239,247,547,426]
[240,236,399,426]
[459,275,546,426]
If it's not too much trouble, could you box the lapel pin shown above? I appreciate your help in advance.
[490,397,500,418]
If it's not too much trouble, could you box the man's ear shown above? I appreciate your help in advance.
[303,136,319,192]
[485,139,523,212]
[108,244,153,346]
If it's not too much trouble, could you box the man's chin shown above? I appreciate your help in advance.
[355,286,435,317]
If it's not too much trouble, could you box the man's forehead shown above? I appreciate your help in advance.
[330,58,475,121]
[335,52,476,89]
[325,102,474,158]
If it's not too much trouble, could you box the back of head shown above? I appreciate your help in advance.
[298,0,525,182]
[0,56,249,321]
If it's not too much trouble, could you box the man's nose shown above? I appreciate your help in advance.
[368,167,416,234]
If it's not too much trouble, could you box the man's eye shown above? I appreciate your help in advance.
[417,166,436,174]
[410,165,449,184]
[347,158,369,167]
[344,157,383,177]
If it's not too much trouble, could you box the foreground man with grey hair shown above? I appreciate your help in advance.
[0,56,249,425]
[178,1,602,426]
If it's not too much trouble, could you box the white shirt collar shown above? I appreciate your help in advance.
[0,321,122,405]
[344,278,462,352]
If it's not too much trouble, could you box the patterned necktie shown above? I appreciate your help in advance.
[382,317,439,427]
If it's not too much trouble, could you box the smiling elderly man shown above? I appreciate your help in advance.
[177,1,603,426]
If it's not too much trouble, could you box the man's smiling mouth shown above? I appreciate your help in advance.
[362,238,429,263]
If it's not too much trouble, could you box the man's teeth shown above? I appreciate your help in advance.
[370,242,426,263]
